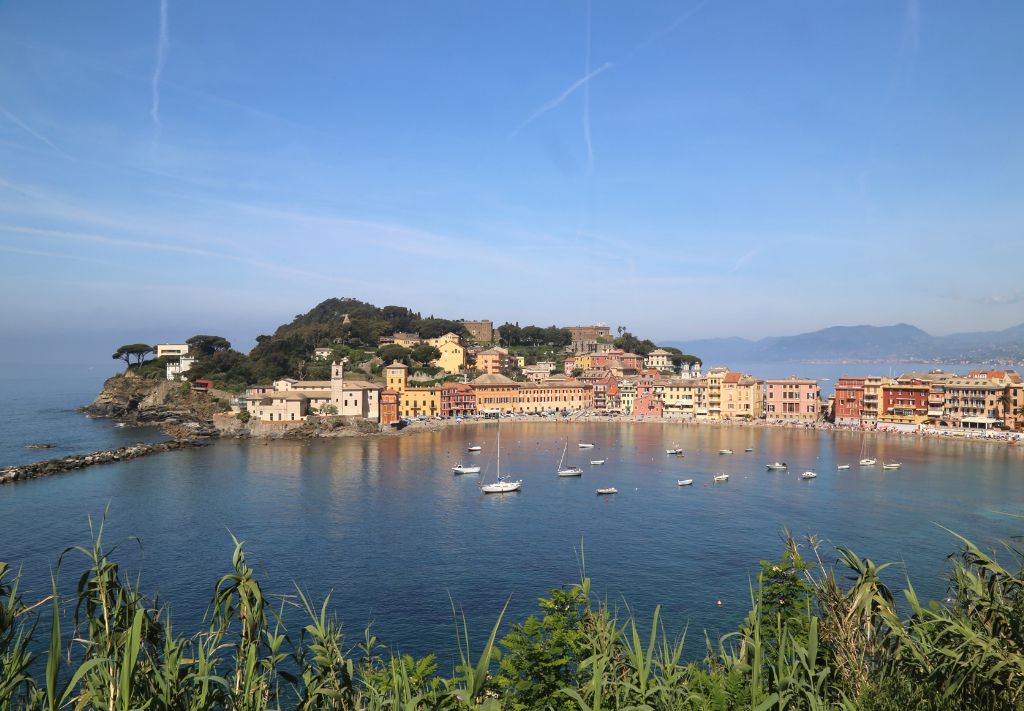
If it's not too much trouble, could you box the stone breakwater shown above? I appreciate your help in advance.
[0,441,204,485]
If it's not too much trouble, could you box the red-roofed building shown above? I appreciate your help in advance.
[441,382,476,418]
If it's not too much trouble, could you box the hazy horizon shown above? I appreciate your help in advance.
[3,2,1023,352]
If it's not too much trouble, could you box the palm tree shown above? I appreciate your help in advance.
[997,391,1012,423]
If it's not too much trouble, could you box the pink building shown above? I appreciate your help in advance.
[765,377,820,422]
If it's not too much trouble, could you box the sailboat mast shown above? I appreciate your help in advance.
[496,416,501,479]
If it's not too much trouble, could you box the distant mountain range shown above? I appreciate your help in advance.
[665,322,1024,365]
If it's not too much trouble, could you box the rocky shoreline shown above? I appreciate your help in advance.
[0,440,206,485]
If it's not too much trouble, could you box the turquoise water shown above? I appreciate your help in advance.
[2,414,1023,662]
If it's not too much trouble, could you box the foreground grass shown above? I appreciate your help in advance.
[2,520,1022,710]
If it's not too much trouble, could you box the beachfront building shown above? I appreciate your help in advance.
[878,380,930,428]
[471,373,520,414]
[400,386,441,418]
[619,379,636,415]
[833,377,866,426]
[516,378,594,414]
[765,377,821,422]
[476,347,511,375]
[250,361,382,422]
[644,349,674,372]
[860,377,894,426]
[939,372,1019,430]
[721,371,764,419]
[657,378,707,419]
[380,390,400,425]
[441,382,476,418]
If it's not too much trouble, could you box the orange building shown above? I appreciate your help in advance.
[476,347,511,375]
[380,390,400,425]
[470,373,520,414]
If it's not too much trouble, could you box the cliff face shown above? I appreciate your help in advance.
[84,372,221,437]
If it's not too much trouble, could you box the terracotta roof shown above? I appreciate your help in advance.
[471,373,518,386]
[724,372,743,383]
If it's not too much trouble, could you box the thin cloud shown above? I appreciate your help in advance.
[902,0,920,53]
[0,244,108,265]
[978,290,1024,306]
[151,0,169,147]
[0,104,72,159]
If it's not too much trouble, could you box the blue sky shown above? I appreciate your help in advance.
[2,1,1023,361]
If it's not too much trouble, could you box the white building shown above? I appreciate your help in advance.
[165,355,196,381]
[251,361,381,422]
[644,349,674,372]
[313,347,334,360]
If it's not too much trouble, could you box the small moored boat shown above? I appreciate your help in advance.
[578,442,595,449]
[718,449,733,455]
[452,464,481,475]
[480,419,522,494]
[837,464,850,470]
[666,447,683,455]
[744,447,753,452]
[590,459,606,465]
[859,458,877,466]
[467,444,482,452]
[713,473,729,482]
[595,487,618,495]
[882,462,902,470]
[801,471,817,480]
[765,462,788,471]
[556,439,584,476]
[677,479,693,486]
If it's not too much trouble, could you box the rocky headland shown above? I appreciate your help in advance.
[83,371,224,438]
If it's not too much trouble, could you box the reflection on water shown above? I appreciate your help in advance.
[1,420,1022,661]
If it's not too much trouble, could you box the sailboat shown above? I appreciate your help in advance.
[557,439,583,477]
[858,434,875,465]
[480,419,522,494]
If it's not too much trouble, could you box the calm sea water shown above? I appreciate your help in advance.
[1,362,1022,664]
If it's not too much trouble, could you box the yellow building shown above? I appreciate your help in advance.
[400,386,441,418]
[705,368,728,420]
[722,372,764,419]
[392,333,422,348]
[426,332,466,374]
[619,380,636,415]
[385,360,408,393]
[657,379,706,419]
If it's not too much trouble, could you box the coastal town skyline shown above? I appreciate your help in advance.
[3,1,1024,355]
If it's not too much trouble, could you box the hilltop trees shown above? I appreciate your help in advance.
[112,344,153,369]
[186,335,232,356]
[497,323,571,347]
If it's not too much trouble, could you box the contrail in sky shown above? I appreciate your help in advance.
[0,104,71,158]
[510,61,614,138]
[582,0,594,176]
[151,0,169,146]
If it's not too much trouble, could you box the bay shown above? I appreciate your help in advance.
[1,361,1022,664]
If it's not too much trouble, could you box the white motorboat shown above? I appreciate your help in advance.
[718,449,733,455]
[677,479,693,486]
[590,459,606,465]
[882,462,902,470]
[480,420,522,494]
[595,487,618,495]
[557,439,584,476]
[713,473,729,482]
[744,447,753,452]
[837,464,850,470]
[765,462,788,471]
[666,447,683,455]
[467,444,482,452]
[578,442,595,449]
[452,464,481,475]
[859,458,877,466]
[801,471,817,480]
